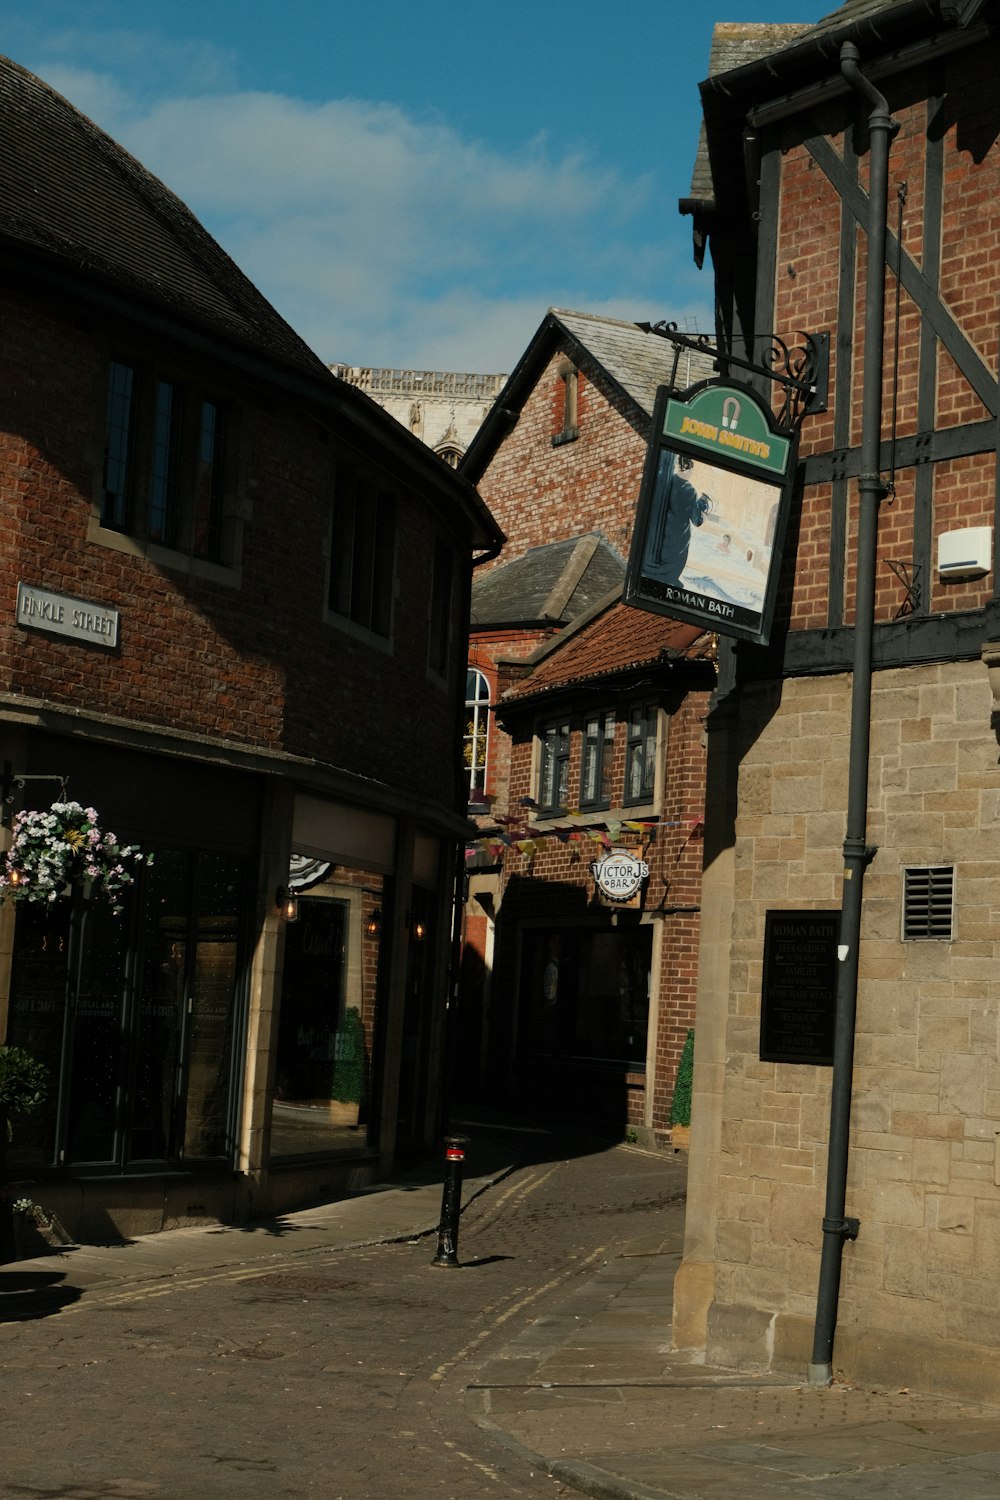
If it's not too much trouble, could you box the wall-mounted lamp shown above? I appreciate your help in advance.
[412,917,427,942]
[277,886,299,922]
[364,908,381,939]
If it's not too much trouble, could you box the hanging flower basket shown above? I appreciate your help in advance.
[0,801,150,914]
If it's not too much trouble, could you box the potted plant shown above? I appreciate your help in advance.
[670,1029,694,1149]
[329,1008,365,1127]
[0,1044,48,1262]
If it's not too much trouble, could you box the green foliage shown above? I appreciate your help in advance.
[0,1045,48,1160]
[331,1008,366,1105]
[669,1029,695,1127]
[0,1045,48,1118]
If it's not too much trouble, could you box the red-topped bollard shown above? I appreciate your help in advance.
[431,1133,470,1268]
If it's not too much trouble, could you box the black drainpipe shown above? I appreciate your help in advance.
[808,41,898,1387]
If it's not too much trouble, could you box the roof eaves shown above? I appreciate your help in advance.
[498,635,715,711]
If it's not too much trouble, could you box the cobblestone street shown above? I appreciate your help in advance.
[0,1128,685,1498]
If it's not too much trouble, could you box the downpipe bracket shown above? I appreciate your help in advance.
[822,1215,860,1241]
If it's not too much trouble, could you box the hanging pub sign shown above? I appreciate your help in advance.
[624,379,797,646]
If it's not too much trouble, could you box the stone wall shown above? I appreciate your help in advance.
[688,658,1000,1394]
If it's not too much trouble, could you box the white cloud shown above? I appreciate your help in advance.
[19,53,712,370]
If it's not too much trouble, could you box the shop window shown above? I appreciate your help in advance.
[625,702,658,806]
[101,358,236,563]
[3,848,248,1170]
[328,463,396,637]
[428,537,453,676]
[580,710,616,810]
[538,717,571,814]
[465,669,490,799]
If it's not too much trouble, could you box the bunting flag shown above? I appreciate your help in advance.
[465,816,668,861]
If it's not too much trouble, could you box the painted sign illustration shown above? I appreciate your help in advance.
[624,380,797,645]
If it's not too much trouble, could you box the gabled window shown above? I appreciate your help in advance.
[538,718,571,814]
[624,702,658,806]
[328,464,396,637]
[465,670,490,798]
[428,538,453,676]
[101,358,236,563]
[580,710,616,810]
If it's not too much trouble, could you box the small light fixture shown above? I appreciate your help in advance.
[364,908,381,939]
[412,917,426,942]
[8,866,21,887]
[277,886,299,922]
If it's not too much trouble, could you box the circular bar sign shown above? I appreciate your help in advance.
[591,848,649,903]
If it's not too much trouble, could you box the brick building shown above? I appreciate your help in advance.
[0,56,500,1247]
[672,0,1000,1399]
[455,309,717,1137]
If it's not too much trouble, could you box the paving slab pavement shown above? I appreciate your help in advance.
[0,1138,517,1308]
[469,1209,1000,1500]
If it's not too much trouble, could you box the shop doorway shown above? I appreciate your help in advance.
[515,921,652,1128]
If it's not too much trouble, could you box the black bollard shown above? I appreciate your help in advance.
[431,1133,469,1268]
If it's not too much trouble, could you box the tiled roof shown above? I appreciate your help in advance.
[471,535,625,628]
[502,602,715,704]
[0,54,327,377]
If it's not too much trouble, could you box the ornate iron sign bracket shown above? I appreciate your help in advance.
[638,322,829,432]
[0,761,69,827]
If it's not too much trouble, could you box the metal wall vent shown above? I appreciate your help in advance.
[902,865,955,941]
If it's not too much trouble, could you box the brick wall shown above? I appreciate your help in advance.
[476,353,647,569]
[772,52,1000,630]
[0,287,471,814]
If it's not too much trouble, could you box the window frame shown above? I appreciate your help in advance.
[579,709,616,811]
[327,463,397,640]
[624,701,658,807]
[97,354,241,572]
[427,536,454,678]
[465,669,490,800]
[551,357,579,448]
[537,716,572,815]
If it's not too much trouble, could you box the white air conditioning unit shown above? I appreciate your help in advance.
[938,526,992,578]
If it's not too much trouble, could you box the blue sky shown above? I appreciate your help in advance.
[1,1,829,371]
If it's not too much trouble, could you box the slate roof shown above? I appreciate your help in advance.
[553,310,717,418]
[461,309,715,483]
[0,53,326,378]
[470,535,625,628]
[500,602,715,708]
[0,54,505,550]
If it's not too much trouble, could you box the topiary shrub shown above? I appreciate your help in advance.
[331,1008,366,1106]
[669,1029,694,1128]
